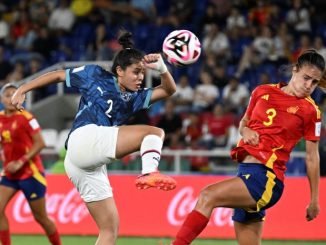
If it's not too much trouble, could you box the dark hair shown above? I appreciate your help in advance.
[111,31,143,75]
[0,83,18,96]
[296,49,326,90]
[296,49,325,73]
[319,73,326,90]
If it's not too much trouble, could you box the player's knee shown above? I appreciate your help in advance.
[33,213,48,225]
[156,127,165,138]
[146,126,165,139]
[197,188,216,208]
[99,226,119,242]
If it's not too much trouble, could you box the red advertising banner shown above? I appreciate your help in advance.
[6,175,326,240]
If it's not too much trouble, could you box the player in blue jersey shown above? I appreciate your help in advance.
[11,31,177,245]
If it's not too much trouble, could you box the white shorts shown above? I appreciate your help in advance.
[64,124,119,202]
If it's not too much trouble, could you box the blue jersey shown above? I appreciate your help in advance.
[65,65,153,133]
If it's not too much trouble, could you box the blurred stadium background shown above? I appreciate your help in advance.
[0,0,325,244]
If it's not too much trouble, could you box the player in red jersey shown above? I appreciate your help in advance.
[0,84,61,245]
[172,49,325,245]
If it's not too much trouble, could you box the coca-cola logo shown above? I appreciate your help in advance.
[168,187,233,227]
[13,188,89,224]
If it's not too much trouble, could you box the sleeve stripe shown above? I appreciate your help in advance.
[65,69,71,87]
[143,89,153,108]
[21,110,33,120]
[305,97,321,119]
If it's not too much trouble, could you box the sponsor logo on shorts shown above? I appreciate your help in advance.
[30,193,37,199]
[242,174,250,180]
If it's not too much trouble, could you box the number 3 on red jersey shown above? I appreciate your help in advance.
[263,108,277,126]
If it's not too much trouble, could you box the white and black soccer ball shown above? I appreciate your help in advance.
[162,30,201,66]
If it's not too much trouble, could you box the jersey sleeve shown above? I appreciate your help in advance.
[65,65,102,92]
[20,111,41,135]
[303,105,321,141]
[132,88,153,112]
[244,86,259,118]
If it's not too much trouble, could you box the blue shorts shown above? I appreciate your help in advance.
[232,163,284,223]
[0,174,47,201]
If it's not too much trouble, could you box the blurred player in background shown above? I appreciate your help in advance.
[0,84,61,245]
[172,49,325,245]
[11,31,177,245]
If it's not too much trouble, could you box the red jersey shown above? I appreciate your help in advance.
[231,83,321,181]
[0,110,44,179]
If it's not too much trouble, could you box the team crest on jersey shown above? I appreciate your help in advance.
[261,94,269,100]
[287,106,299,114]
[120,92,132,102]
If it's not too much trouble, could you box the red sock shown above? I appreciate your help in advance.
[172,210,209,245]
[47,230,61,245]
[0,229,10,245]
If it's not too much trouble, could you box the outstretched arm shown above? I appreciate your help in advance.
[11,70,66,110]
[143,53,176,103]
[151,70,176,103]
[305,140,320,221]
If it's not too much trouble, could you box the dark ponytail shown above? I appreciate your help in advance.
[111,30,143,75]
[118,31,134,49]
[319,73,326,90]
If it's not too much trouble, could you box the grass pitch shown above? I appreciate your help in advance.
[11,235,326,245]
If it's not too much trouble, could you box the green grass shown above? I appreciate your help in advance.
[11,235,326,245]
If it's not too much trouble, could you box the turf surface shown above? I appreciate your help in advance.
[11,235,326,245]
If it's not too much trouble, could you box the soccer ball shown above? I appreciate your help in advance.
[162,30,201,66]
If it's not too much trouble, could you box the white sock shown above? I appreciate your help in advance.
[140,135,163,174]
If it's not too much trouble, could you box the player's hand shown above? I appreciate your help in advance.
[143,54,168,74]
[242,127,259,146]
[5,160,24,174]
[11,88,26,111]
[306,202,320,221]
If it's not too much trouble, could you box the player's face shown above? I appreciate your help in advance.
[290,65,322,98]
[118,62,145,92]
[0,87,17,112]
